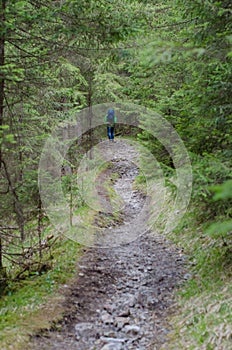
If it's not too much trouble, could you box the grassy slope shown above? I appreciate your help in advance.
[0,235,83,350]
[164,211,232,350]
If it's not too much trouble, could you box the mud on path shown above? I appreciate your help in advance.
[31,140,187,350]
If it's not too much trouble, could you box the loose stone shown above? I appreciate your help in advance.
[124,324,141,335]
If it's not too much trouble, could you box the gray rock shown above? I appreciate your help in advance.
[103,302,114,314]
[100,336,126,344]
[100,343,122,350]
[118,308,130,317]
[183,273,192,280]
[124,324,141,335]
[114,316,130,329]
[75,322,94,340]
[101,312,114,324]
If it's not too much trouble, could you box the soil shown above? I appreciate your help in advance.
[30,139,187,350]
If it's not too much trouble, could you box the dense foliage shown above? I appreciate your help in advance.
[0,0,156,275]
[0,0,231,347]
[124,0,232,225]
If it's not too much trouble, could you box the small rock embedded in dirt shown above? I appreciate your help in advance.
[118,308,131,317]
[101,312,114,324]
[75,322,94,340]
[100,337,126,344]
[114,316,130,329]
[100,343,122,350]
[183,273,192,280]
[124,324,141,335]
[103,302,114,314]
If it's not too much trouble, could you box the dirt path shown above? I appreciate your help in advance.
[31,140,186,350]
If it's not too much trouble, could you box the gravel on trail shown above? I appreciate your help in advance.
[31,139,187,350]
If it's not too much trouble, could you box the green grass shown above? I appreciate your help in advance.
[161,208,232,350]
[0,227,83,350]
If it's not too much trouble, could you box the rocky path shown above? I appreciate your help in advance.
[31,140,186,350]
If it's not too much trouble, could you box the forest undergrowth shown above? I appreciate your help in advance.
[0,0,231,349]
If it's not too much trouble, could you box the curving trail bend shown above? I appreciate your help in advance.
[31,140,187,350]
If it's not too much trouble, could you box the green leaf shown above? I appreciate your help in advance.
[0,125,10,130]
[206,220,232,239]
[5,134,16,143]
[209,180,232,201]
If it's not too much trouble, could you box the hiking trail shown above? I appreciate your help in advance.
[31,140,187,350]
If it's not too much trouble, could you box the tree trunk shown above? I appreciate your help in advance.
[87,76,93,160]
[0,0,6,269]
[0,234,2,269]
[37,198,43,261]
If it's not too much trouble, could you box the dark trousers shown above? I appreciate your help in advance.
[107,126,115,140]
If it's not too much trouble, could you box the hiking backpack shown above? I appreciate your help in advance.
[107,109,115,124]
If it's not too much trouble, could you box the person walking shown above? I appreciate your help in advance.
[105,108,117,142]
